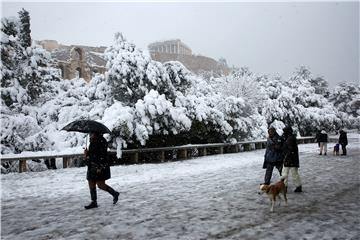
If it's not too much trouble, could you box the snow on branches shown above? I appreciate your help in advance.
[1,23,358,158]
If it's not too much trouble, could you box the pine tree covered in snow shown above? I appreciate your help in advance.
[1,17,17,36]
[1,10,59,108]
[0,17,28,107]
[18,8,31,48]
[1,10,60,154]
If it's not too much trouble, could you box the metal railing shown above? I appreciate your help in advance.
[1,137,316,173]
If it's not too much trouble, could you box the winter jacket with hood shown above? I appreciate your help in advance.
[339,130,348,146]
[263,131,283,169]
[318,130,328,143]
[282,127,299,168]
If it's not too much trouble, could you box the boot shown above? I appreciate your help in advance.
[85,188,98,209]
[113,192,120,205]
[294,186,302,193]
[106,186,120,204]
[84,201,98,209]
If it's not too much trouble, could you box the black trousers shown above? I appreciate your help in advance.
[264,164,282,185]
[341,144,347,155]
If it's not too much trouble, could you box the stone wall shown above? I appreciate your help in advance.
[37,40,106,82]
[150,52,230,75]
[36,40,60,51]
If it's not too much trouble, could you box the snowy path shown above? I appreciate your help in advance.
[1,139,360,240]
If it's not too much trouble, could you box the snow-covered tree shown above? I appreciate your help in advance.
[329,82,360,118]
[258,67,342,135]
[105,33,173,105]
[329,82,360,129]
[163,61,192,96]
[217,68,264,107]
[1,17,17,36]
[18,8,31,48]
[177,74,263,143]
[1,10,60,155]
[103,34,197,155]
[309,76,329,97]
[1,10,59,108]
[3,25,357,164]
[1,16,28,107]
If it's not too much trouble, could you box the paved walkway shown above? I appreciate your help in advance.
[1,139,359,240]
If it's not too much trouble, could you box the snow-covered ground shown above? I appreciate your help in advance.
[1,136,359,240]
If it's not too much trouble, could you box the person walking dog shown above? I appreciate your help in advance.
[339,130,348,156]
[262,127,283,185]
[281,126,302,193]
[84,132,119,209]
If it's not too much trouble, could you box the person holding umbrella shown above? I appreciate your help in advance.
[84,132,119,209]
[62,120,119,209]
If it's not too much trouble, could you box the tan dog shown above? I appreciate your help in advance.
[259,178,287,212]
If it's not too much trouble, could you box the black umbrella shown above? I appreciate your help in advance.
[61,120,111,134]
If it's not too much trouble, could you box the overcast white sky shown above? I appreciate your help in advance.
[1,1,359,87]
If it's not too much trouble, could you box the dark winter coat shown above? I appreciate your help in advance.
[318,133,328,143]
[282,133,299,168]
[263,133,283,169]
[339,131,348,146]
[315,132,321,143]
[86,136,111,181]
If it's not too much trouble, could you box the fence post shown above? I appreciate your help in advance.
[228,145,238,153]
[178,149,187,159]
[219,146,224,154]
[198,148,207,156]
[243,144,251,151]
[235,145,239,153]
[19,160,27,173]
[131,152,139,163]
[63,157,68,168]
[159,151,165,162]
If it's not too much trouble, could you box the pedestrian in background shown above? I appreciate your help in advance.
[339,130,348,156]
[318,130,328,155]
